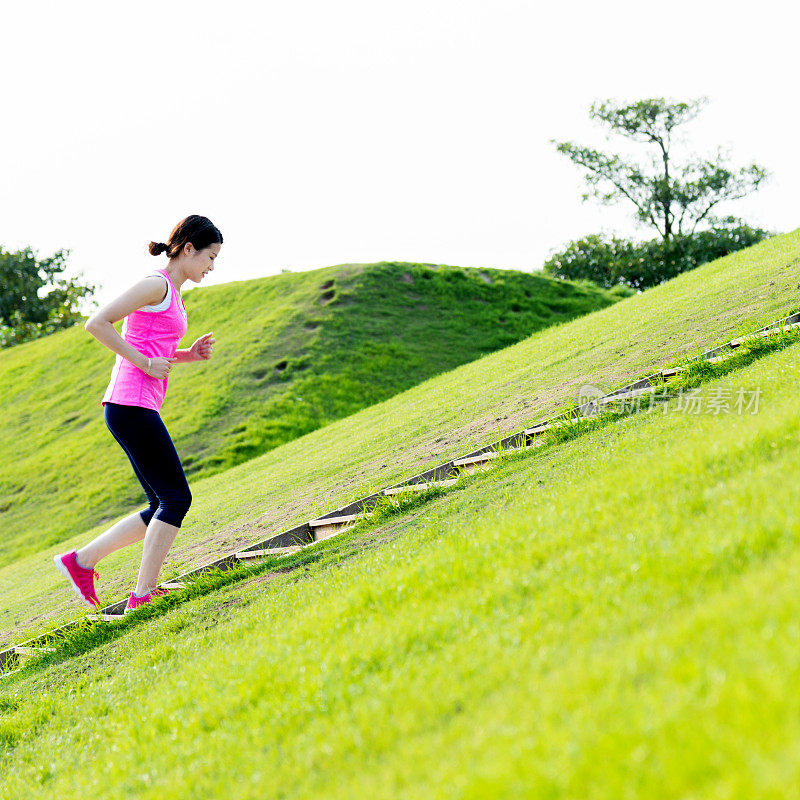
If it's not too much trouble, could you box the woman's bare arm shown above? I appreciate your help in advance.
[84,276,168,369]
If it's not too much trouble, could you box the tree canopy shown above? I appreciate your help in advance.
[0,246,97,349]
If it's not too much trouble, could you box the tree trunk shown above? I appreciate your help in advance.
[662,143,672,245]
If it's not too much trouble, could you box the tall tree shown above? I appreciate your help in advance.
[551,97,769,244]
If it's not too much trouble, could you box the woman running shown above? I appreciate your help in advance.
[53,214,222,613]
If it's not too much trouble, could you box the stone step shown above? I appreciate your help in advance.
[309,512,372,541]
[83,583,183,623]
[456,459,495,476]
[524,420,566,436]
[13,645,56,656]
[235,545,303,560]
[383,478,459,496]
[0,666,23,680]
[453,451,501,467]
[707,352,737,364]
[730,321,800,346]
[598,385,659,405]
[452,443,541,474]
[309,524,348,543]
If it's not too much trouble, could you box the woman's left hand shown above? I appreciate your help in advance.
[190,332,216,361]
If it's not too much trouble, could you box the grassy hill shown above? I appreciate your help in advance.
[0,229,797,648]
[2,232,800,796]
[0,261,620,567]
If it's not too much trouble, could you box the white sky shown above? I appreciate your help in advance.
[2,0,797,312]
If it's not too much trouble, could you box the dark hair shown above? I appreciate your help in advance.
[148,215,223,258]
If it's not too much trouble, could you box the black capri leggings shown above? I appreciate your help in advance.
[104,402,192,528]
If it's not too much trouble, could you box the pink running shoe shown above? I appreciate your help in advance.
[53,550,101,609]
[124,587,168,614]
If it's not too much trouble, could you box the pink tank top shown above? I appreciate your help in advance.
[101,268,188,412]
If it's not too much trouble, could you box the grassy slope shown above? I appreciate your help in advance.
[0,261,619,567]
[2,319,800,797]
[0,231,798,647]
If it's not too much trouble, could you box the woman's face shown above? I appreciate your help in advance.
[184,242,221,283]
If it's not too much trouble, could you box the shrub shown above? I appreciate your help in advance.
[543,217,774,291]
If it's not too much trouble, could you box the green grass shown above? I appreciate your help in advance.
[2,318,800,797]
[18,318,800,672]
[0,260,619,567]
[1,231,798,650]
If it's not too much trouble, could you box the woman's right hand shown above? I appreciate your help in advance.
[143,356,177,378]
